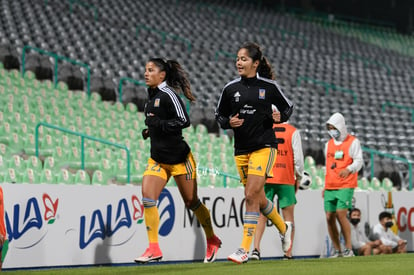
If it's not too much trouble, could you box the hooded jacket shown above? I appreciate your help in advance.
[324,113,363,188]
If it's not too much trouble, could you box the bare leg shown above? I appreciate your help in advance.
[326,212,341,251]
[253,214,267,252]
[142,175,167,201]
[336,209,352,249]
[282,205,295,257]
[175,174,198,208]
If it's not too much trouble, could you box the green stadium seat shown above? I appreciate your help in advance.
[74,169,91,185]
[98,158,116,182]
[21,168,41,184]
[114,158,129,184]
[85,147,101,170]
[126,102,138,114]
[91,169,109,185]
[39,168,56,184]
[114,101,125,113]
[56,169,74,185]
[43,156,60,172]
[8,155,26,173]
[39,134,57,157]
[0,122,13,144]
[0,155,6,178]
[64,147,82,169]
[382,177,394,191]
[3,167,22,183]
[25,155,43,173]
[370,177,382,191]
[0,143,11,158]
[358,177,370,190]
[90,92,102,102]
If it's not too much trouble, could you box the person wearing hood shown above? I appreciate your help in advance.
[324,112,363,257]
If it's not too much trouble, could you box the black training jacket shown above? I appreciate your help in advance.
[144,81,190,164]
[215,74,293,155]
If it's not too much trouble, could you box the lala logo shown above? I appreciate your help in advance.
[6,193,59,249]
[78,195,144,249]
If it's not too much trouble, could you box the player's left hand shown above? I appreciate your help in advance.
[338,169,351,178]
[272,111,281,123]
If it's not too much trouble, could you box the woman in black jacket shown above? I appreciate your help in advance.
[134,58,221,264]
[215,42,294,263]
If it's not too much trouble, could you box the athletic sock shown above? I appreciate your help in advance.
[143,198,159,244]
[240,212,259,252]
[191,199,215,239]
[261,199,286,234]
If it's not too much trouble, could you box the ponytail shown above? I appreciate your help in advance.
[239,42,275,80]
[165,60,195,102]
[148,58,196,102]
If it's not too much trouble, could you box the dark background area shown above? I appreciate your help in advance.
[261,0,414,34]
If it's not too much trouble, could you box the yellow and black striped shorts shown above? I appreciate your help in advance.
[143,152,197,181]
[234,147,277,185]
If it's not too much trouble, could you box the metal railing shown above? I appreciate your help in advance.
[260,25,308,48]
[135,24,192,52]
[341,52,392,75]
[118,77,146,102]
[362,146,412,190]
[21,46,91,97]
[297,76,358,103]
[381,101,414,122]
[35,122,131,183]
[198,166,240,188]
[44,0,98,21]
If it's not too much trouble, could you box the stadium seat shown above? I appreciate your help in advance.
[56,169,75,185]
[3,167,22,184]
[91,169,109,185]
[21,168,40,184]
[74,169,91,185]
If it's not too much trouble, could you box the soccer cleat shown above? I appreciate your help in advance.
[281,221,292,253]
[134,246,163,263]
[250,249,261,260]
[228,248,249,264]
[329,250,342,258]
[204,235,222,263]
[343,248,355,257]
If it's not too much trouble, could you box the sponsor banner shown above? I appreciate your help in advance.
[1,184,413,269]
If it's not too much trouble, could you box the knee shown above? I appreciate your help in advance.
[185,197,199,210]
[244,192,259,207]
[326,212,336,223]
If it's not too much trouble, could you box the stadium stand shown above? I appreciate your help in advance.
[0,0,413,190]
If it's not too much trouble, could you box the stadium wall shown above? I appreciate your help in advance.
[2,184,413,269]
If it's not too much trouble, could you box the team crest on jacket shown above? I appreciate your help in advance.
[259,89,266,99]
[154,98,160,107]
[234,91,241,102]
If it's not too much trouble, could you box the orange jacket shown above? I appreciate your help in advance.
[267,123,296,185]
[325,135,358,189]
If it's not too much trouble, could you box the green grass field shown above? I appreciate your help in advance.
[8,254,414,275]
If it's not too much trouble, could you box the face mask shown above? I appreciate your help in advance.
[385,221,394,228]
[350,218,360,225]
[328,129,340,139]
